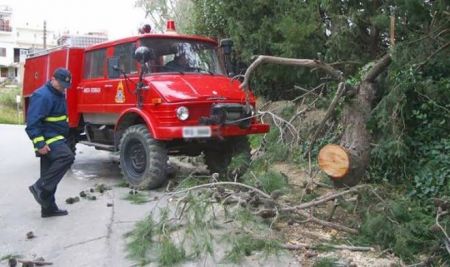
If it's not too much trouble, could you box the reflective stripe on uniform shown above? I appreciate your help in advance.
[33,136,45,144]
[46,135,64,145]
[44,115,67,122]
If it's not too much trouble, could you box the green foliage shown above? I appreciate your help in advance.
[369,63,450,198]
[126,208,188,266]
[0,87,21,109]
[223,234,281,264]
[0,106,23,124]
[181,193,217,257]
[243,170,288,194]
[126,191,286,266]
[185,1,450,263]
[126,215,157,264]
[175,175,210,189]
[158,237,186,266]
[123,192,149,204]
[0,87,23,124]
[0,254,22,261]
[355,190,449,263]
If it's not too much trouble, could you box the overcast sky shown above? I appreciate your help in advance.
[1,0,147,39]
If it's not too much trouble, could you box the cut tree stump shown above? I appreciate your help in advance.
[318,144,350,178]
[318,144,363,187]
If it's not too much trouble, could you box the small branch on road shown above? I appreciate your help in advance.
[282,242,374,251]
[168,181,272,200]
[63,235,107,249]
[18,259,53,266]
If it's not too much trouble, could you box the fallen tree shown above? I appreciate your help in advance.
[240,54,391,187]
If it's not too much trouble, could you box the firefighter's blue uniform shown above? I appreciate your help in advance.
[25,69,75,217]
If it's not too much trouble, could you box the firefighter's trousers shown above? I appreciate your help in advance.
[35,143,75,208]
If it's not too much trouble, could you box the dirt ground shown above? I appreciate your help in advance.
[271,162,401,267]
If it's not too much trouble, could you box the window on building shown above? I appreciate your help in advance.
[0,48,6,57]
[112,42,137,75]
[1,68,8,77]
[83,48,106,79]
[14,48,20,63]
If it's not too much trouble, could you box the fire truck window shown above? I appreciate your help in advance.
[83,48,106,79]
[140,38,226,75]
[113,43,137,75]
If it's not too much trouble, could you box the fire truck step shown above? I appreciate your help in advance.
[79,141,115,151]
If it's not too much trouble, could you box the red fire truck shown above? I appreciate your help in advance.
[23,21,269,189]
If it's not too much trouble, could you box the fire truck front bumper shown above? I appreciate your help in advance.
[154,123,270,140]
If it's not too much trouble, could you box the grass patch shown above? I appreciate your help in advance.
[123,192,149,204]
[0,87,21,108]
[313,257,339,267]
[0,254,22,261]
[115,180,129,188]
[0,105,23,124]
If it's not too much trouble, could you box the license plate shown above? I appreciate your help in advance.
[182,126,211,138]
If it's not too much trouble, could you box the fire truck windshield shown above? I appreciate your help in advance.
[140,38,226,75]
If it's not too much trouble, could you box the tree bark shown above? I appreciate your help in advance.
[323,54,391,187]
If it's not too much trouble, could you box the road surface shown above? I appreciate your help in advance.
[0,124,298,266]
[0,124,163,266]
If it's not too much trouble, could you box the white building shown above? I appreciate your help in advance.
[0,4,58,84]
[0,4,107,85]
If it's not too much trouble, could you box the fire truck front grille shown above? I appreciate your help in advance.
[199,103,252,129]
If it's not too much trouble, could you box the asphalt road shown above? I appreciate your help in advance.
[0,124,165,266]
[0,124,298,267]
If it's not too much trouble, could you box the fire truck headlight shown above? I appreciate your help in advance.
[176,106,189,121]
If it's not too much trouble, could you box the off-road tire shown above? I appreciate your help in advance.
[204,136,251,180]
[119,124,168,190]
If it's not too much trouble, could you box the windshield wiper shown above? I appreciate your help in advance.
[191,67,214,75]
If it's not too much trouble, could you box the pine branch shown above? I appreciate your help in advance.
[363,54,392,82]
[240,55,344,90]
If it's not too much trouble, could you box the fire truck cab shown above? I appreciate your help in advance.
[23,22,269,189]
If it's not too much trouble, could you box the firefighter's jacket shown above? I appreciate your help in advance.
[25,81,69,151]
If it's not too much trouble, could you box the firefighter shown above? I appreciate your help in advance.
[165,53,190,72]
[25,68,75,218]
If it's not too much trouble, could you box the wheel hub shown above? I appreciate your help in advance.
[127,140,146,174]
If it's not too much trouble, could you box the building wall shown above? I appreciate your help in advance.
[0,17,58,84]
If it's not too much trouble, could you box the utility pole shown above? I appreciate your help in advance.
[43,20,47,49]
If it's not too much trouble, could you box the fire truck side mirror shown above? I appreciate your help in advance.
[220,38,233,55]
[108,57,121,78]
[220,39,235,76]
[134,46,155,64]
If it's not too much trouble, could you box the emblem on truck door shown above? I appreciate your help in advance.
[115,81,126,103]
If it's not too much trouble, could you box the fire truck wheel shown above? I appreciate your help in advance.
[119,124,168,190]
[204,136,251,180]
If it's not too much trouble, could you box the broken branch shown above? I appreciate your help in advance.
[282,184,368,211]
[169,181,272,200]
[363,54,392,82]
[240,55,344,90]
[282,243,373,251]
[304,82,347,156]
[295,209,359,234]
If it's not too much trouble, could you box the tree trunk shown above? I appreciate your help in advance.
[318,54,391,187]
[334,81,375,187]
